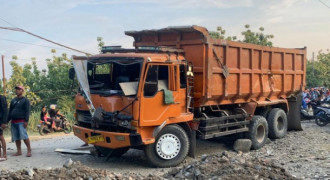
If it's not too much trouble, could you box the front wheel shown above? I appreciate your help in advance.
[144,124,189,168]
[63,122,72,134]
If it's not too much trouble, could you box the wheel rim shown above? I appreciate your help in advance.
[156,133,181,160]
[256,124,265,143]
[277,116,284,131]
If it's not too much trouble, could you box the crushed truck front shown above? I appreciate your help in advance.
[72,52,193,150]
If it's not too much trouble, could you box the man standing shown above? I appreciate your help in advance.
[6,86,32,157]
[0,93,8,161]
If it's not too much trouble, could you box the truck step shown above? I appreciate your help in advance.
[199,114,248,126]
[199,120,250,132]
[198,127,249,139]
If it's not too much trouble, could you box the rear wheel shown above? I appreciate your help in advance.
[267,108,288,139]
[95,146,130,157]
[63,122,72,134]
[315,111,328,126]
[248,116,268,150]
[39,124,48,136]
[144,124,189,168]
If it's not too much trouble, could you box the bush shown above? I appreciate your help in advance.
[3,110,75,137]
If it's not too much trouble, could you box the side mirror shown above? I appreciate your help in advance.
[69,68,75,80]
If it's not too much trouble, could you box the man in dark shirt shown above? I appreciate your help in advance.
[6,86,32,157]
[0,94,8,161]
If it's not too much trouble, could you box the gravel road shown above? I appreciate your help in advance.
[1,121,329,179]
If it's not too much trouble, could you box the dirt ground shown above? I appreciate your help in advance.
[1,121,329,179]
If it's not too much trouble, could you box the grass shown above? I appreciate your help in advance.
[2,110,76,137]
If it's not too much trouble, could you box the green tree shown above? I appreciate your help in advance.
[306,50,330,88]
[209,26,237,40]
[210,24,274,47]
[241,25,274,46]
[97,37,105,52]
[7,56,40,105]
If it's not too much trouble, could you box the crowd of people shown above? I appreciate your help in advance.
[302,87,330,109]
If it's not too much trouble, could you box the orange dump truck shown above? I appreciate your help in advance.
[70,26,306,167]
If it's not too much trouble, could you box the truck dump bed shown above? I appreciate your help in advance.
[126,26,306,107]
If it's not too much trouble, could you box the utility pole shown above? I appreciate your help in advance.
[312,52,315,76]
[1,55,6,96]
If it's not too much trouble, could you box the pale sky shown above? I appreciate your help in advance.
[0,0,330,77]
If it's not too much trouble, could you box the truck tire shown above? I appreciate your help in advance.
[248,116,268,150]
[95,146,129,157]
[267,108,288,139]
[144,124,189,168]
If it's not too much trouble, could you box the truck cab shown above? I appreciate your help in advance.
[73,47,195,167]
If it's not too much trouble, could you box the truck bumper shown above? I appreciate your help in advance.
[73,125,142,149]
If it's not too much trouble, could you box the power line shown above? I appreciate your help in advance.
[0,38,69,51]
[0,17,18,28]
[0,17,92,55]
[319,0,330,8]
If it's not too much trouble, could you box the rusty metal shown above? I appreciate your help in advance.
[212,48,229,78]
[126,25,307,108]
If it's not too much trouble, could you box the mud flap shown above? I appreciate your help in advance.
[188,130,196,158]
[287,93,303,131]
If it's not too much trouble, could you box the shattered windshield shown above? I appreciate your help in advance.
[87,57,143,96]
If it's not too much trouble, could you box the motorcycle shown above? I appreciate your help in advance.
[38,115,73,136]
[314,103,330,126]
[301,100,318,120]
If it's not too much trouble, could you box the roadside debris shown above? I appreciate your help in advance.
[1,152,297,180]
[233,139,252,153]
[55,148,91,155]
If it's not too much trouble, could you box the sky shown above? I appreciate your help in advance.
[0,0,330,77]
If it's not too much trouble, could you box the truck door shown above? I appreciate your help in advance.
[140,64,181,126]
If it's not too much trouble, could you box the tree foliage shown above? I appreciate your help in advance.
[3,37,106,112]
[210,24,274,47]
[209,26,237,41]
[5,49,77,112]
[97,37,105,52]
[306,50,330,88]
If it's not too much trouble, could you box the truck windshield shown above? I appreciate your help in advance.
[87,57,143,96]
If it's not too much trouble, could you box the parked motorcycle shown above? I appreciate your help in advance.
[314,103,330,126]
[38,115,73,135]
[301,100,318,120]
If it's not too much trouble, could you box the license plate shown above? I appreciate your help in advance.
[87,135,104,144]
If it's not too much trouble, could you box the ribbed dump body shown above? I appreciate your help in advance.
[126,26,306,107]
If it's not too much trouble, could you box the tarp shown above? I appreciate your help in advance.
[163,89,174,105]
[72,56,95,116]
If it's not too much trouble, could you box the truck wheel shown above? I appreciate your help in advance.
[144,124,189,168]
[248,116,268,150]
[95,146,129,157]
[267,108,288,139]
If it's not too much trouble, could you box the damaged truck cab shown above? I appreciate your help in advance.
[72,26,306,167]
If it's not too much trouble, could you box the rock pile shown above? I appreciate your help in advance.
[0,151,297,180]
[165,151,297,180]
[0,159,162,180]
